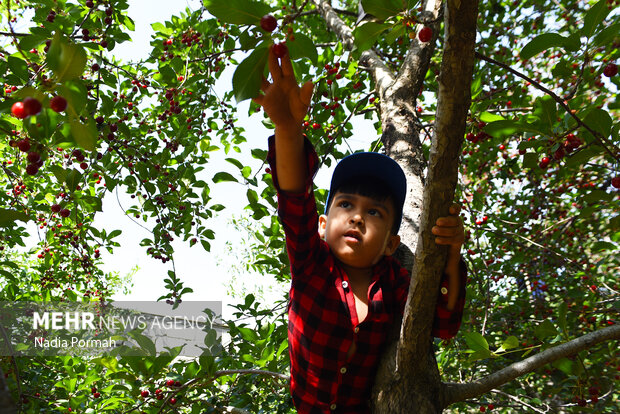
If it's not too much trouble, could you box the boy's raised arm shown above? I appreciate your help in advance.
[253,45,313,193]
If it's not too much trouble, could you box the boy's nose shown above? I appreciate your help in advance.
[349,213,363,225]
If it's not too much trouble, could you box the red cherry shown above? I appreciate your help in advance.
[11,101,27,119]
[93,392,100,398]
[59,208,70,218]
[27,151,41,163]
[169,397,177,405]
[50,96,68,113]
[51,204,61,213]
[17,139,31,152]
[140,390,149,398]
[80,162,88,170]
[603,63,617,77]
[539,156,550,169]
[166,379,175,387]
[23,97,42,116]
[418,26,433,43]
[260,14,277,32]
[26,164,39,175]
[611,176,620,189]
[272,42,287,58]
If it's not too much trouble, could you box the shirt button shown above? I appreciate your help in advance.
[354,326,359,333]
[330,403,337,410]
[342,281,349,289]
[340,366,347,374]
[441,287,448,295]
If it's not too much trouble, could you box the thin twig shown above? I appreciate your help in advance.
[475,52,619,161]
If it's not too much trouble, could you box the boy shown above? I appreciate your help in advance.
[253,46,466,414]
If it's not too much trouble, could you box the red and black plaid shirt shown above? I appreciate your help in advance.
[267,136,467,414]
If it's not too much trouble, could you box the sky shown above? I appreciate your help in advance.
[94,0,378,316]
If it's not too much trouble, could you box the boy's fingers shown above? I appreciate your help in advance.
[300,81,314,107]
[280,50,294,77]
[260,76,270,92]
[436,216,460,227]
[267,46,282,80]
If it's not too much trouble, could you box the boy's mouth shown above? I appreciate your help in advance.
[343,230,362,241]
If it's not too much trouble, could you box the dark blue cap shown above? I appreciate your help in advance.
[325,152,407,232]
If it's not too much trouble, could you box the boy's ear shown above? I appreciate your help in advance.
[318,214,327,239]
[383,234,401,256]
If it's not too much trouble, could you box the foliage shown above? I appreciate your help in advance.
[0,0,618,412]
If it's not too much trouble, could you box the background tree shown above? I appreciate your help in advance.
[0,0,618,413]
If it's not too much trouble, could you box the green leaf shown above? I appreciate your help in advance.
[0,209,30,227]
[46,34,87,81]
[361,0,406,20]
[534,320,558,340]
[232,45,269,103]
[533,96,557,128]
[552,358,577,376]
[594,23,620,47]
[484,120,523,138]
[591,241,617,252]
[203,0,271,25]
[384,24,406,45]
[520,33,568,61]
[479,111,505,123]
[353,22,391,52]
[58,80,88,115]
[128,331,157,356]
[70,119,97,151]
[212,172,238,183]
[564,146,603,168]
[467,348,495,362]
[558,302,568,335]
[7,56,29,82]
[287,33,318,65]
[584,108,612,138]
[151,22,172,36]
[65,169,82,192]
[582,0,610,39]
[497,336,519,353]
[49,165,68,183]
[463,331,489,351]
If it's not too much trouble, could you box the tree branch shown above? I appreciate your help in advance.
[309,0,395,96]
[443,324,620,405]
[475,51,619,162]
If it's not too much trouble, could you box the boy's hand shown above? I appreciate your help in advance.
[432,203,464,311]
[252,45,313,132]
[432,204,465,249]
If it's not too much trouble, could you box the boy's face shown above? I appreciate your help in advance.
[319,191,400,270]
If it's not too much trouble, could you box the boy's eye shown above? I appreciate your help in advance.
[369,209,382,217]
[338,201,351,208]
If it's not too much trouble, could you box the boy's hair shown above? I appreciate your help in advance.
[325,175,401,235]
[324,151,407,233]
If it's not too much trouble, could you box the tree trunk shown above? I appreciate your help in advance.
[372,0,479,412]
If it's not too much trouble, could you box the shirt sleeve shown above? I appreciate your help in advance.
[266,135,323,278]
[431,258,467,339]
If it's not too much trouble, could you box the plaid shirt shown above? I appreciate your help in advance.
[267,136,467,414]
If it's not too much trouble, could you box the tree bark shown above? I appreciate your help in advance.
[372,0,479,411]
